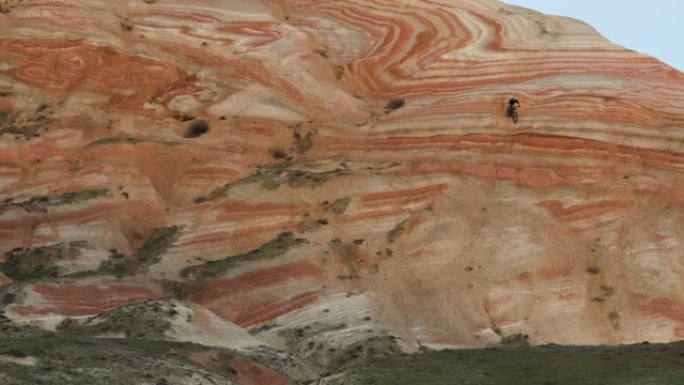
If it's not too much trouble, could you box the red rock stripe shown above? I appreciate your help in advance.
[229,291,321,328]
[537,200,632,222]
[192,261,323,303]
[12,283,157,317]
[359,184,448,207]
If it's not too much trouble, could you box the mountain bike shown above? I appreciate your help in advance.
[506,105,518,124]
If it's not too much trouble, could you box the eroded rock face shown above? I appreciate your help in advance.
[1,0,683,361]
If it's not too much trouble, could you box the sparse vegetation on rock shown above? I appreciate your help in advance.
[101,226,182,275]
[0,242,90,280]
[194,161,348,203]
[0,103,55,138]
[180,231,304,280]
[60,300,176,339]
[324,198,351,215]
[386,219,407,242]
[0,190,110,216]
[329,239,362,279]
[292,127,316,154]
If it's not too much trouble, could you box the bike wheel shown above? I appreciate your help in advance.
[512,110,518,124]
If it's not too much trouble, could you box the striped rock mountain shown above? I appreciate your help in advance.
[1,0,684,377]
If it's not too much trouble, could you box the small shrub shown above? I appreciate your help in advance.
[292,129,315,154]
[184,120,210,138]
[600,285,615,296]
[269,147,288,159]
[121,21,133,32]
[1,242,89,280]
[324,197,351,215]
[2,292,16,304]
[313,49,328,58]
[385,97,405,111]
[175,114,195,122]
[387,220,407,242]
[2,349,26,358]
[334,65,344,79]
[501,333,529,347]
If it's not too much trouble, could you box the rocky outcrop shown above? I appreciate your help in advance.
[1,0,683,367]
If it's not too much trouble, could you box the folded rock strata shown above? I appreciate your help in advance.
[0,0,683,366]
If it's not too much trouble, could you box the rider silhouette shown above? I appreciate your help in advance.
[507,97,520,123]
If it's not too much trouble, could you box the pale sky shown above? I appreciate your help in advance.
[502,0,683,71]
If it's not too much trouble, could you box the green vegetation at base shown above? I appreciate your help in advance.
[0,328,237,385]
[333,343,684,385]
[2,310,684,385]
[288,333,402,372]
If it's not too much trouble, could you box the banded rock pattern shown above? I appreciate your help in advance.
[0,0,683,367]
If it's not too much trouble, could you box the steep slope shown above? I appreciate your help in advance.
[1,1,684,377]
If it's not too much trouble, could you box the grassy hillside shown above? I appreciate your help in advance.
[2,320,684,385]
[332,342,684,385]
